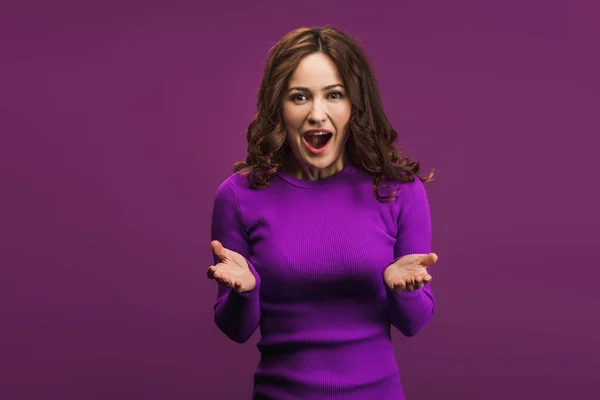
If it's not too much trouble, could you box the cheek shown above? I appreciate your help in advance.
[282,111,301,146]
[334,106,351,131]
[282,106,302,128]
[284,123,306,148]
[333,100,351,117]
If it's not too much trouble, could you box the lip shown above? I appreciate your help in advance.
[302,129,333,155]
[303,128,332,136]
[302,135,331,155]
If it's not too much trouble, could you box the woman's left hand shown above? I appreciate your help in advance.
[383,253,439,294]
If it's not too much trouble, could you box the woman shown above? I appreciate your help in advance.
[207,26,439,400]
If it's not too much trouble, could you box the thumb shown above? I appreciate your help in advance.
[421,252,438,266]
[211,240,228,261]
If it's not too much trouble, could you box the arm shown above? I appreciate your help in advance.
[386,178,436,337]
[210,179,261,343]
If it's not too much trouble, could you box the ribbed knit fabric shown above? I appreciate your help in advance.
[210,162,435,400]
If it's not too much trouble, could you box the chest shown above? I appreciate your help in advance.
[246,195,397,301]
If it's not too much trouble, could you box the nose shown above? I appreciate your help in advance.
[307,99,327,124]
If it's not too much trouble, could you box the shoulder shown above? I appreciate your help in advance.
[392,177,431,221]
[214,171,249,203]
[351,165,428,202]
[406,177,428,201]
[397,176,427,197]
[382,171,428,197]
[216,171,250,192]
[214,170,268,212]
[370,173,431,223]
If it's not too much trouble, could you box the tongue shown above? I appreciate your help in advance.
[306,134,330,149]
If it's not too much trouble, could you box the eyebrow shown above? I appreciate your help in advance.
[287,84,344,93]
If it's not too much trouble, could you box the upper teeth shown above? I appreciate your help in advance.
[308,131,329,135]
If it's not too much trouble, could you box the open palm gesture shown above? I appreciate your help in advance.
[384,253,438,294]
[206,240,256,293]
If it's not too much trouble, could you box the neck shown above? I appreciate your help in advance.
[282,154,349,181]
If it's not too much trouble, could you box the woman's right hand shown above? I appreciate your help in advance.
[206,240,256,293]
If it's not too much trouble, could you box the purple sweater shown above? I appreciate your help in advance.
[210,163,435,399]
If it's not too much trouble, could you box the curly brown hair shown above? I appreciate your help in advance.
[233,26,434,202]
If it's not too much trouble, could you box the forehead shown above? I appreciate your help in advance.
[288,53,342,87]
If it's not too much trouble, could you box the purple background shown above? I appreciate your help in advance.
[2,1,598,399]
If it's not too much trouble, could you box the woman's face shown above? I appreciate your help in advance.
[282,52,352,177]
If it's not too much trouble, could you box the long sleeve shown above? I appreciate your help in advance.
[210,179,261,343]
[209,164,440,397]
[385,178,436,337]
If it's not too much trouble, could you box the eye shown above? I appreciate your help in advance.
[328,91,344,99]
[291,93,308,102]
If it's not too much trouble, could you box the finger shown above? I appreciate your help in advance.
[233,281,242,293]
[403,276,414,292]
[212,270,221,282]
[394,283,404,295]
[414,281,424,290]
[211,240,229,261]
[213,270,227,285]
[215,274,232,289]
[421,253,438,267]
[206,266,216,279]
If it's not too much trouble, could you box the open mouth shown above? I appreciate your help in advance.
[303,131,332,150]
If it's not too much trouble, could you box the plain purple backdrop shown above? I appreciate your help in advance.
[2,0,599,399]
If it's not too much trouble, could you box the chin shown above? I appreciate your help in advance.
[301,152,339,169]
